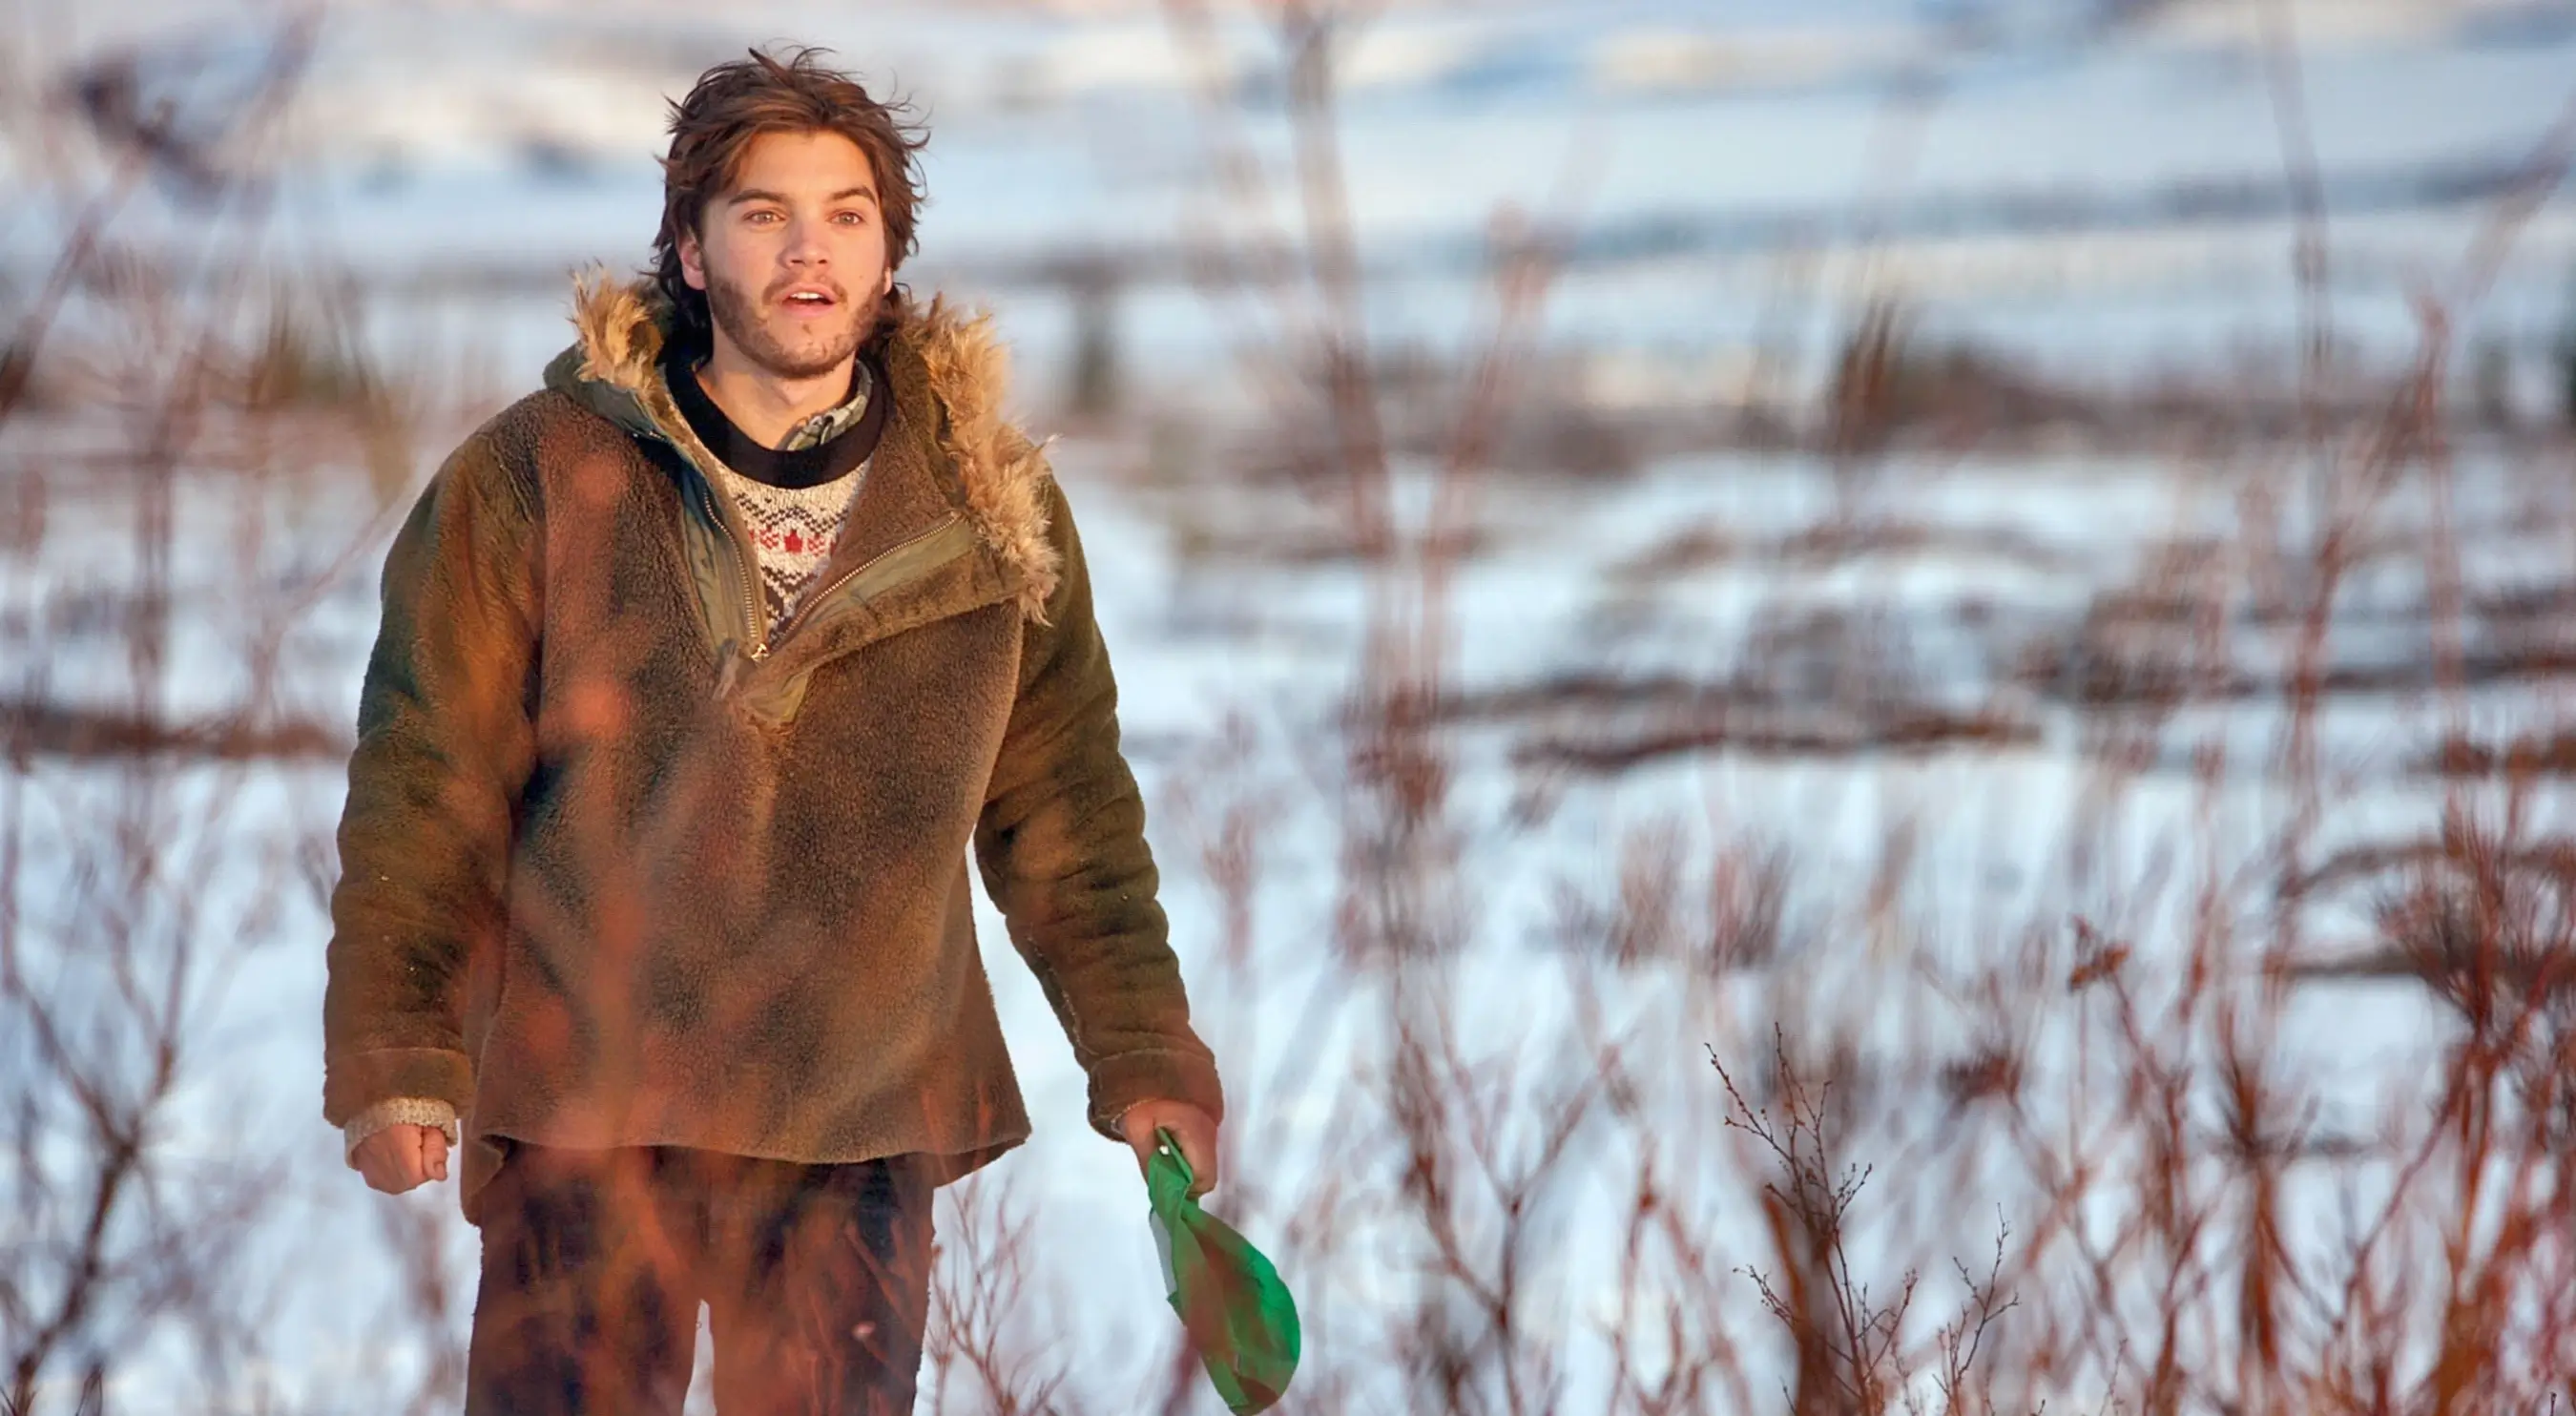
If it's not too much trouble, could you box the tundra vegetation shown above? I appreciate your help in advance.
[7,4,2576,1413]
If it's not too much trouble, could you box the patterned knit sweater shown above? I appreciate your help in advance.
[338,351,890,1163]
[688,360,884,632]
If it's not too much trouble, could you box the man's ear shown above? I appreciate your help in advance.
[677,228,709,293]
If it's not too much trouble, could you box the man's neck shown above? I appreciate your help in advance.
[694,339,857,450]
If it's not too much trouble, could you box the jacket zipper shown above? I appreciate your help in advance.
[694,478,770,661]
[764,514,971,649]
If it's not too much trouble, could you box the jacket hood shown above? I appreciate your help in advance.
[543,271,1062,619]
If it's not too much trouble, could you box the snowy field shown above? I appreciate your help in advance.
[8,0,2576,1410]
[10,0,2576,385]
[15,420,2573,1410]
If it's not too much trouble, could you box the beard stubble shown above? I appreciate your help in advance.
[704,273,874,381]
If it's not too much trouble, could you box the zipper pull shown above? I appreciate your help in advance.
[714,642,763,698]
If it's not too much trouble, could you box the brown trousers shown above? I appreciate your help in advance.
[463,1142,934,1416]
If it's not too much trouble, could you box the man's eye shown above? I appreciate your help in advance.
[745,211,781,225]
[835,211,867,225]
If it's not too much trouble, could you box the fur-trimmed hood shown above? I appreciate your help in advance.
[542,272,1061,618]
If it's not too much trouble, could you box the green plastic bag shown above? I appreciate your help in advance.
[1146,1128,1301,1413]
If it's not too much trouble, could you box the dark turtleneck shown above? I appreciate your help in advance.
[663,339,891,489]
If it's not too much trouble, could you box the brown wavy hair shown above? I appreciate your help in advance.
[653,47,928,349]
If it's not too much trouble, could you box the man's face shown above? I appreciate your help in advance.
[678,129,891,382]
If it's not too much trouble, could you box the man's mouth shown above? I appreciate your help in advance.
[778,286,842,317]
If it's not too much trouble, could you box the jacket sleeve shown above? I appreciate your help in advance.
[973,475,1225,1141]
[322,429,540,1134]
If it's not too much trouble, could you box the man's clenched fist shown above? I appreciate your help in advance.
[1120,1098,1219,1199]
[353,1122,449,1195]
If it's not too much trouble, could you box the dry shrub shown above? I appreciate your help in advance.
[2,19,472,1414]
[15,3,2576,1412]
[1116,4,2576,1414]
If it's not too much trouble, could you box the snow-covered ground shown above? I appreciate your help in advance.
[9,1,2576,1410]
[10,426,2571,1407]
[10,0,2576,388]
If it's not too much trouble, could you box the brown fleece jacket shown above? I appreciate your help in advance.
[322,276,1224,1223]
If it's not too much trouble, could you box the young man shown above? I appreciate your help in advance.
[321,48,1225,1414]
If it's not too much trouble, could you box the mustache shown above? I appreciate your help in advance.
[765,278,851,304]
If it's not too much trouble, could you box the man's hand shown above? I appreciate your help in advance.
[1121,1099,1219,1199]
[352,1123,450,1195]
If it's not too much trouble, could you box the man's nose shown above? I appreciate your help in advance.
[783,217,831,266]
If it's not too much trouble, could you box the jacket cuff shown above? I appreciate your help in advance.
[323,1047,473,1130]
[1086,1048,1226,1142]
[342,1097,461,1166]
